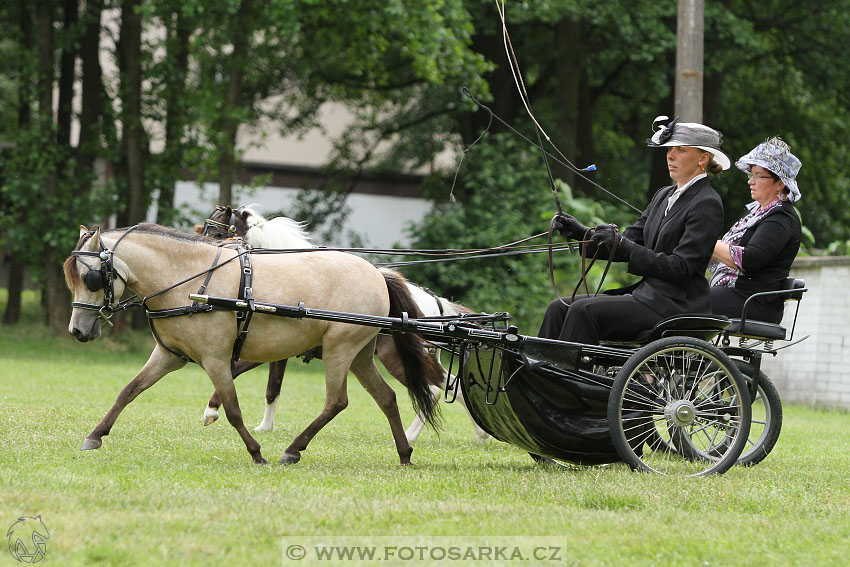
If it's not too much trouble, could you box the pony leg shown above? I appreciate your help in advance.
[82,344,186,450]
[279,354,350,465]
[203,360,262,426]
[349,342,414,465]
[377,335,486,444]
[450,374,490,444]
[254,359,286,431]
[405,385,442,444]
[376,334,429,445]
[202,358,267,465]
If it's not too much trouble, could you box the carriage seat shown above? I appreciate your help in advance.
[601,313,731,348]
[724,278,807,341]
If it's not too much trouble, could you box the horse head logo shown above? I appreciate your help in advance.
[6,515,50,563]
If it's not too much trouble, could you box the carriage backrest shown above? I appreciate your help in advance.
[781,277,807,301]
[726,277,808,342]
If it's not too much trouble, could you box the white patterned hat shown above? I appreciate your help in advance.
[735,137,802,202]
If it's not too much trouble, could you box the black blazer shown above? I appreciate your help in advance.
[727,200,801,307]
[604,177,725,318]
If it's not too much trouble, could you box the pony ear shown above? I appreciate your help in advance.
[90,225,102,249]
[80,225,89,237]
[225,206,232,216]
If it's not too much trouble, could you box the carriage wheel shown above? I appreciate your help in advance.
[734,361,783,466]
[680,361,782,466]
[670,360,782,467]
[608,337,751,476]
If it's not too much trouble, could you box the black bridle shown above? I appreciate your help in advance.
[71,226,140,326]
[201,205,238,238]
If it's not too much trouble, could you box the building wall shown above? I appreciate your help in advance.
[759,257,850,410]
[170,179,432,248]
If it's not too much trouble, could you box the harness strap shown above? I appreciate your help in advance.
[144,242,230,364]
[420,286,445,316]
[146,316,194,364]
[230,246,255,375]
[189,246,223,315]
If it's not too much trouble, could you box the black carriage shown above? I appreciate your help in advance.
[190,275,806,476]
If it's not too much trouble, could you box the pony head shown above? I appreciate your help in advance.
[64,225,129,342]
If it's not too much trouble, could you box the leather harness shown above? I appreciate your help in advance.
[143,241,254,374]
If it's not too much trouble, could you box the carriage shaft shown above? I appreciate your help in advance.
[188,293,517,346]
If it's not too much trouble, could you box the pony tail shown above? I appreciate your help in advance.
[381,270,443,431]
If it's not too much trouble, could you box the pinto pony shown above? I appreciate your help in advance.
[65,224,444,465]
[196,205,489,444]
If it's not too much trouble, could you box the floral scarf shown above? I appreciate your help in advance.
[709,198,783,287]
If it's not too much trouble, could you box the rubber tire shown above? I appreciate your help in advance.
[733,360,783,466]
[608,337,751,476]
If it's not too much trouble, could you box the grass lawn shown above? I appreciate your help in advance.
[1,291,848,566]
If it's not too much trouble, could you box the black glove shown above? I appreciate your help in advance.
[552,213,591,240]
[590,224,636,257]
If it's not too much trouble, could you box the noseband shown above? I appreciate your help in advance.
[71,225,139,326]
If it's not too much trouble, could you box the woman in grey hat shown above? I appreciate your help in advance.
[538,116,727,344]
[709,137,802,323]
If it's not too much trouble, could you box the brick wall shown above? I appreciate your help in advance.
[759,256,850,410]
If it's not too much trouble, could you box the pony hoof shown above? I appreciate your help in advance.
[279,453,301,465]
[203,408,219,426]
[81,438,102,450]
[253,455,269,465]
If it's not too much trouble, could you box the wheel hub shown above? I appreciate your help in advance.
[665,399,697,427]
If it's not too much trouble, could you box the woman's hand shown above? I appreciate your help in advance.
[712,240,736,268]
[552,213,591,240]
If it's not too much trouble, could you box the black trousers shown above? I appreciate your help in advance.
[538,294,663,345]
[710,286,783,324]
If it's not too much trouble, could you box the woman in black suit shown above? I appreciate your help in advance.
[709,138,802,323]
[538,116,728,344]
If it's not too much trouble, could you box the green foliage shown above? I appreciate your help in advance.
[4,0,850,328]
[405,133,635,333]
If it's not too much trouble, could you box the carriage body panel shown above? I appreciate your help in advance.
[461,345,619,464]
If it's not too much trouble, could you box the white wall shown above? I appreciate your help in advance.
[760,257,850,410]
[169,180,432,248]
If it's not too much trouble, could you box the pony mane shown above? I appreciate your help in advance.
[241,206,312,249]
[64,224,216,291]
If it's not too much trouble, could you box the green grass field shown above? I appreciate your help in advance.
[1,291,848,566]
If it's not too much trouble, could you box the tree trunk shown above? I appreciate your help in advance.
[648,57,677,203]
[554,18,581,194]
[218,0,254,206]
[574,68,596,197]
[2,259,25,325]
[121,0,146,225]
[5,0,33,326]
[467,27,518,143]
[36,0,71,332]
[56,0,79,147]
[78,0,104,174]
[157,9,191,225]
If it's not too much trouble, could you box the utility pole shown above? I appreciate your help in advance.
[675,0,704,122]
